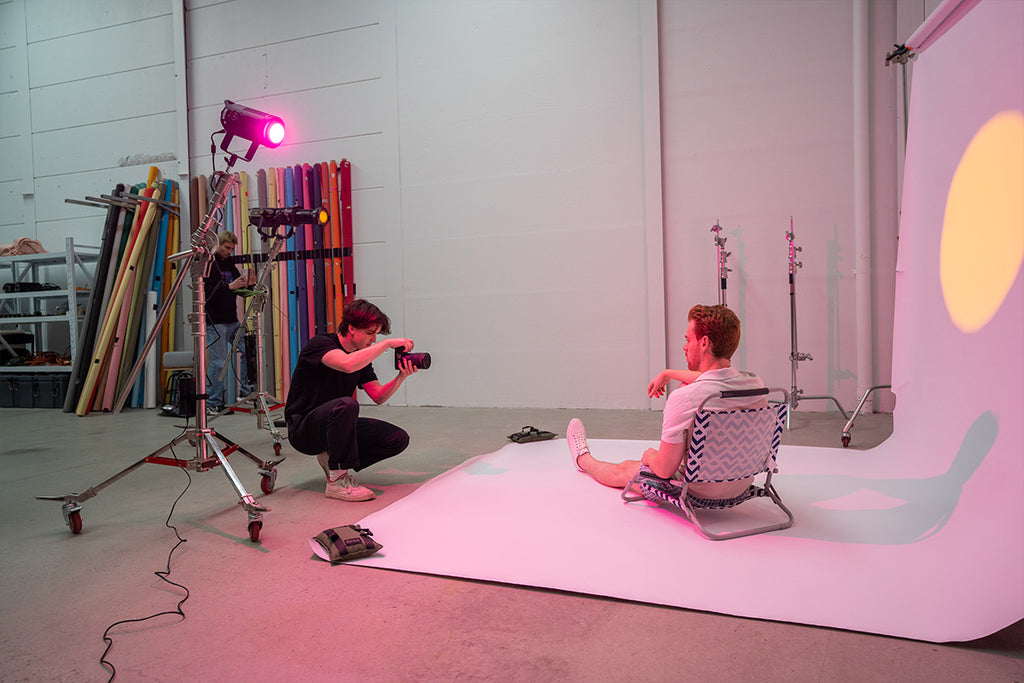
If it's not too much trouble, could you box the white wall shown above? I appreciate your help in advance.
[659,0,902,413]
[184,0,391,294]
[1,0,922,412]
[0,0,177,248]
[393,0,660,409]
[181,0,660,409]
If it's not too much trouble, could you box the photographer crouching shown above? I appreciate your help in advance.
[285,299,429,502]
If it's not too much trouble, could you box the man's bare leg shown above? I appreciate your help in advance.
[567,418,642,489]
[578,452,642,489]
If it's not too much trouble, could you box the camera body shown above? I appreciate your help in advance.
[395,346,431,370]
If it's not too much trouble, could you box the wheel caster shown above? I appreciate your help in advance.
[248,520,262,542]
[841,434,851,448]
[61,503,83,535]
[273,442,281,457]
[260,471,276,494]
[68,509,83,535]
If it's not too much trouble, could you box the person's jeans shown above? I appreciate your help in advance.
[206,321,252,407]
[287,396,409,471]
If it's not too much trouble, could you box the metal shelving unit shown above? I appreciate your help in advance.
[0,237,100,373]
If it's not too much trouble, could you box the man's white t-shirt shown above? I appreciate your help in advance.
[661,367,767,499]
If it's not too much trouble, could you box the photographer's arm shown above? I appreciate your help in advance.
[320,337,414,374]
[363,357,418,405]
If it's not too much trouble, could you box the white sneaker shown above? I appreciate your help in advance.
[567,418,590,472]
[325,472,375,502]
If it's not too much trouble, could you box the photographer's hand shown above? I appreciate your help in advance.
[364,356,417,405]
[390,338,414,352]
[397,357,419,380]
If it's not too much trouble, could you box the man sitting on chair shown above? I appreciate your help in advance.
[568,304,767,500]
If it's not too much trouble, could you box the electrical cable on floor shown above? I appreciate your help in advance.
[99,435,192,682]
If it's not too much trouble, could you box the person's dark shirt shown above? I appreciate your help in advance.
[285,334,378,422]
[205,253,242,324]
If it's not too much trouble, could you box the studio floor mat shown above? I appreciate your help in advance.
[354,431,1020,643]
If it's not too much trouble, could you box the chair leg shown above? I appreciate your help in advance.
[683,487,794,541]
[620,469,645,502]
[765,483,795,530]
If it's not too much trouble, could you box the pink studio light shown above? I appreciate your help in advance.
[220,100,286,162]
[265,120,286,147]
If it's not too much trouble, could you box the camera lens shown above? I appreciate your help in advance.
[395,348,431,370]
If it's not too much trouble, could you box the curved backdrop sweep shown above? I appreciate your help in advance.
[353,0,1023,642]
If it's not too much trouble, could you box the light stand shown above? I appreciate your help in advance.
[711,221,730,306]
[218,206,328,454]
[841,383,891,447]
[36,103,287,542]
[785,218,848,427]
[219,224,292,457]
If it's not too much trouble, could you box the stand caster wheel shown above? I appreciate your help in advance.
[248,520,262,542]
[841,434,851,448]
[260,472,276,494]
[68,509,83,535]
[273,442,281,457]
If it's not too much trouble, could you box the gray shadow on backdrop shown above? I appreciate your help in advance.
[776,410,998,545]
[826,223,855,402]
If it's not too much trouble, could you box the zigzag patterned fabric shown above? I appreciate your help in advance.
[685,404,786,484]
[634,465,766,511]
[634,466,686,507]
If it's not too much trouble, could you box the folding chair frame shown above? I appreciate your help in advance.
[623,387,794,540]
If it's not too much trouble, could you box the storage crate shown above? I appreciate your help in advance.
[0,373,69,408]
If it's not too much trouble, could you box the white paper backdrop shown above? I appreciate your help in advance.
[353,0,1023,642]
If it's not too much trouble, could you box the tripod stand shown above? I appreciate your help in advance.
[785,219,848,426]
[711,221,731,306]
[219,227,291,459]
[37,162,282,543]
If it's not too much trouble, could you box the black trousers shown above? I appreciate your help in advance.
[287,397,409,472]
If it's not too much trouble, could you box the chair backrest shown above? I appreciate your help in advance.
[684,397,787,484]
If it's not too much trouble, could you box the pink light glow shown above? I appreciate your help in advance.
[266,121,285,146]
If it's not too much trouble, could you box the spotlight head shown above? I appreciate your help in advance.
[219,100,286,162]
[249,205,329,227]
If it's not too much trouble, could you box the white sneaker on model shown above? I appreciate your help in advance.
[567,418,590,473]
[325,472,375,502]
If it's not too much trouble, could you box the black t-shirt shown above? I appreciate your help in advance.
[205,254,242,324]
[285,334,378,422]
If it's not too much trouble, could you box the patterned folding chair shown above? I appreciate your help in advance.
[622,387,794,540]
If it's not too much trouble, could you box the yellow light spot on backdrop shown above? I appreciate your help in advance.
[942,110,1024,333]
[941,110,1024,333]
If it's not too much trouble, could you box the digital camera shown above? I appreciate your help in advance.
[395,346,431,370]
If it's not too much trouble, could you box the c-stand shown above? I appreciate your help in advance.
[37,159,282,542]
[711,221,730,306]
[218,224,292,458]
[785,218,849,427]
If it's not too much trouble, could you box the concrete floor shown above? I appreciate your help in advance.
[1,404,1021,682]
